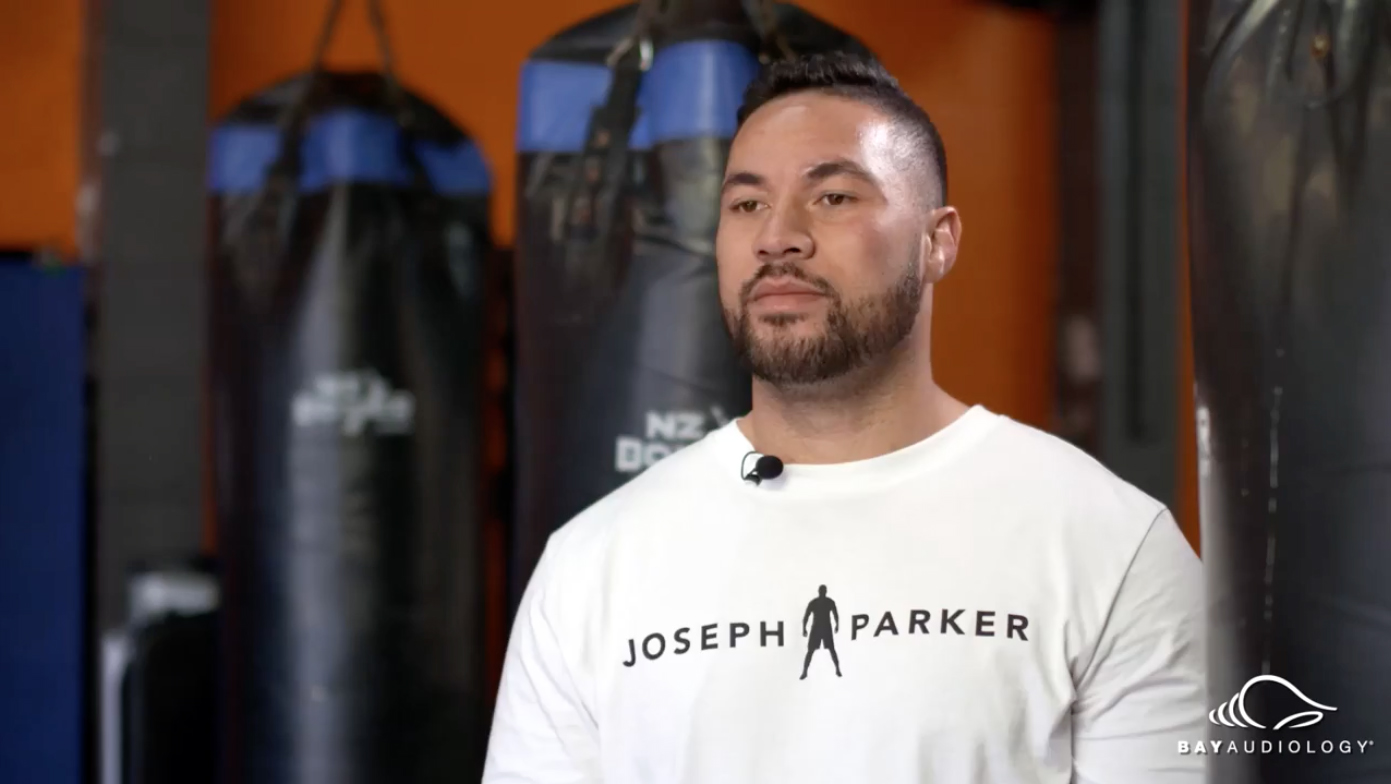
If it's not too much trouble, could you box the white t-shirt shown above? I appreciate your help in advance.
[484,405,1206,783]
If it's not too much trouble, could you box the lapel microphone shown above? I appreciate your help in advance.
[740,451,785,486]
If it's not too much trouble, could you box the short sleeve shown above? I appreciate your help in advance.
[483,543,602,784]
[1071,509,1207,783]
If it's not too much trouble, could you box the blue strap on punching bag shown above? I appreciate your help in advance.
[517,39,760,155]
[209,110,490,196]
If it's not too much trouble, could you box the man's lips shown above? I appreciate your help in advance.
[748,280,826,302]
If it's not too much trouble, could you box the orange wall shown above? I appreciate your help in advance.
[0,0,1059,512]
[0,0,1066,534]
[209,0,1059,687]
[211,0,1059,429]
[0,0,1199,683]
[0,0,82,253]
[6,0,1215,689]
[0,0,1057,429]
[1176,0,1199,549]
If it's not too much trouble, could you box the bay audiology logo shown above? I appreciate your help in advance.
[1179,675,1375,757]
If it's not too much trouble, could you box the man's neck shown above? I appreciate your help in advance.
[737,353,971,466]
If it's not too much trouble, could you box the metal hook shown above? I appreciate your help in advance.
[639,37,654,71]
[606,35,655,71]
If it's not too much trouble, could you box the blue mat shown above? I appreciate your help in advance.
[0,255,87,784]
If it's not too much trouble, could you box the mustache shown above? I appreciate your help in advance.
[739,264,837,306]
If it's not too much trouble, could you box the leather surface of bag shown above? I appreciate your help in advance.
[209,68,491,783]
[1188,1,1391,780]
[510,0,873,611]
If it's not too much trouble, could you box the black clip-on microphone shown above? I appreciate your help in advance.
[740,450,785,486]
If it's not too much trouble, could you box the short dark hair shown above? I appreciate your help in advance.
[736,51,948,205]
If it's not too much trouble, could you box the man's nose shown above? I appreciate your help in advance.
[754,206,814,263]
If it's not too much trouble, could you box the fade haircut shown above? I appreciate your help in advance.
[736,51,948,207]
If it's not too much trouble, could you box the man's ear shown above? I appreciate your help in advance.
[922,206,962,283]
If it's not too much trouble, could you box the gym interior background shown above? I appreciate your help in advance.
[4,0,1312,780]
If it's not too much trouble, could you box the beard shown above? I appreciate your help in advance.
[723,254,925,387]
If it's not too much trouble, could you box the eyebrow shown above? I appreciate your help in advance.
[804,158,879,188]
[721,170,766,195]
[720,158,880,196]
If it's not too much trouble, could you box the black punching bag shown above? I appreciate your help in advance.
[209,4,490,780]
[1188,1,1391,780]
[510,0,871,608]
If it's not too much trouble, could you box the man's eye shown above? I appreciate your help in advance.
[730,200,760,213]
[820,193,854,206]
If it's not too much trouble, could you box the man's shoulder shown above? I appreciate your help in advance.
[976,415,1198,663]
[966,414,1170,558]
[518,429,726,622]
[983,414,1166,515]
[544,426,726,557]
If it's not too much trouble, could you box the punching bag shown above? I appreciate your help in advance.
[209,2,491,780]
[1188,1,1391,780]
[511,0,871,608]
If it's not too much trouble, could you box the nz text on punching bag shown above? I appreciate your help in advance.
[1188,1,1391,780]
[208,63,492,784]
[510,0,873,610]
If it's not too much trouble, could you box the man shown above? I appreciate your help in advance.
[484,51,1205,783]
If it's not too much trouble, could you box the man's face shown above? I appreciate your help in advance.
[716,93,937,388]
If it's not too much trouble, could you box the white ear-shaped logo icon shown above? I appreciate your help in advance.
[1209,675,1337,730]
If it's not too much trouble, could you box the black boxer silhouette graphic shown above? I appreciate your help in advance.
[801,585,841,679]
